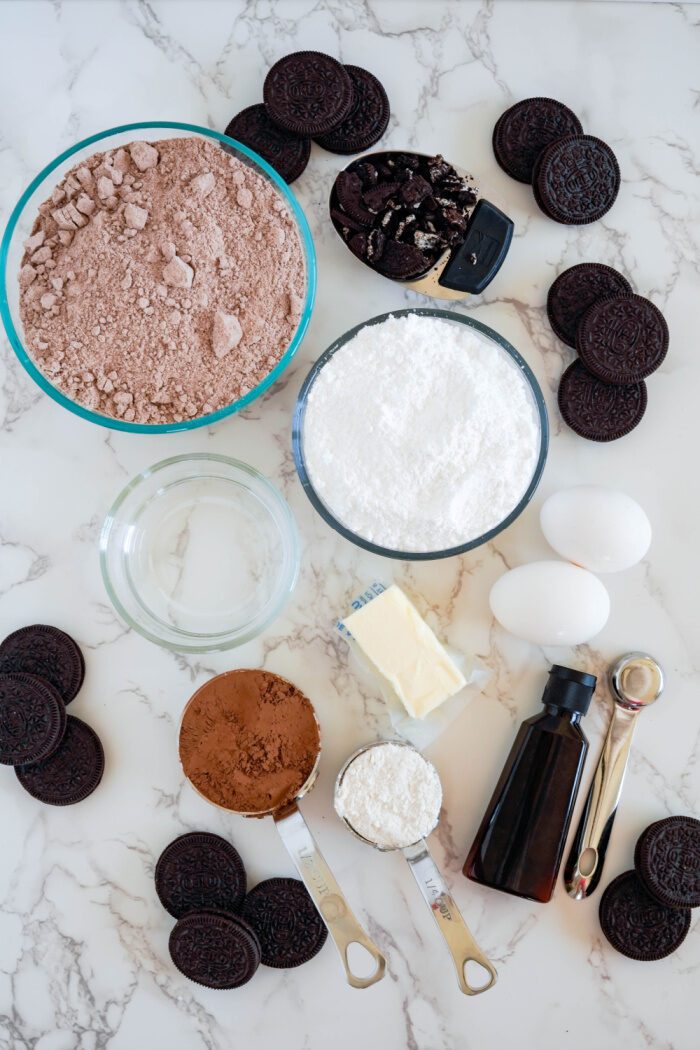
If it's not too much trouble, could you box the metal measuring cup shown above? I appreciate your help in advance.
[329,149,514,300]
[178,674,386,989]
[564,653,665,900]
[334,740,497,996]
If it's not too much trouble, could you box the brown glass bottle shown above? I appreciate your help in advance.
[463,665,596,903]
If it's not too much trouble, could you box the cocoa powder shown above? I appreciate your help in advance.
[179,670,320,814]
[19,137,306,424]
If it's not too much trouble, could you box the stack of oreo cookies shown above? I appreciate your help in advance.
[546,263,669,442]
[225,51,390,183]
[493,97,620,225]
[0,624,104,806]
[600,816,699,961]
[155,831,327,989]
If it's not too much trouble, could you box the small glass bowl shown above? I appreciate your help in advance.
[292,308,549,561]
[0,121,316,434]
[99,454,299,652]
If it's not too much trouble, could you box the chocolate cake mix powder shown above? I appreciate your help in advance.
[179,670,320,814]
[18,136,305,424]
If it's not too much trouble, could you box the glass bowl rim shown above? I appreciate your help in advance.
[0,120,317,435]
[99,452,300,652]
[292,307,549,561]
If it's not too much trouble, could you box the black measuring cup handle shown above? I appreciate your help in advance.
[439,199,514,294]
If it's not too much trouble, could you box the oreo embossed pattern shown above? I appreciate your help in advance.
[225,50,391,183]
[155,830,327,989]
[547,264,669,442]
[0,624,104,805]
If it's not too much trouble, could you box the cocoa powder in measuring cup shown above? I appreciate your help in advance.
[179,669,320,814]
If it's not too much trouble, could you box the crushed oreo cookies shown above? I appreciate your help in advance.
[330,151,478,280]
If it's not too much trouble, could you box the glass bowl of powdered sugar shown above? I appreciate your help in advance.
[293,308,548,560]
[0,121,315,433]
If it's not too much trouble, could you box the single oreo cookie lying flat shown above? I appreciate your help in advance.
[241,877,327,968]
[577,294,669,384]
[635,816,700,910]
[169,910,261,989]
[558,360,647,442]
[264,51,354,137]
[224,104,310,184]
[0,672,66,766]
[155,832,247,918]
[0,624,84,705]
[533,135,620,225]
[15,715,104,806]
[315,65,390,154]
[492,97,583,184]
[599,870,691,961]
[547,263,633,348]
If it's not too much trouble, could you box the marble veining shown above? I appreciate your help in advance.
[1,1,699,1048]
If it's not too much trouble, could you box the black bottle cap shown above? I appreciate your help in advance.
[542,665,597,716]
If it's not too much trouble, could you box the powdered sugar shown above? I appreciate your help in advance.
[302,313,541,552]
[18,136,305,425]
[335,742,442,849]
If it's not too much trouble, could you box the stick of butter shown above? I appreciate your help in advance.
[344,585,466,719]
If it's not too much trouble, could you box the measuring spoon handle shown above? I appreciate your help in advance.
[274,805,386,989]
[402,840,497,996]
[564,704,638,900]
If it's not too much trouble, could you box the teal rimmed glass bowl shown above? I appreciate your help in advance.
[0,121,316,434]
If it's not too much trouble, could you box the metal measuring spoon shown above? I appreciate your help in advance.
[564,653,664,900]
[335,741,497,996]
[179,675,386,989]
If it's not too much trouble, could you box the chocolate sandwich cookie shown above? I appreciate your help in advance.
[315,65,390,154]
[533,135,620,224]
[15,715,104,805]
[241,877,327,968]
[0,624,84,705]
[558,360,647,442]
[577,294,669,384]
[547,263,633,348]
[224,104,310,184]
[264,51,354,137]
[635,816,700,910]
[0,672,66,766]
[155,831,247,918]
[599,870,691,961]
[492,97,583,184]
[169,910,261,989]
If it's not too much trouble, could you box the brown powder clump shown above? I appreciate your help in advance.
[18,137,306,424]
[179,670,320,815]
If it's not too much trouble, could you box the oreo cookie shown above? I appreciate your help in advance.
[599,870,691,961]
[547,263,633,348]
[534,134,620,224]
[155,832,247,918]
[264,51,354,137]
[241,877,327,968]
[493,97,583,184]
[169,910,261,989]
[315,65,390,154]
[558,360,647,442]
[0,672,66,766]
[15,715,104,806]
[635,816,700,910]
[577,294,669,384]
[0,624,84,705]
[224,104,310,184]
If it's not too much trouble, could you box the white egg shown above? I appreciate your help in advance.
[490,561,610,646]
[540,486,651,573]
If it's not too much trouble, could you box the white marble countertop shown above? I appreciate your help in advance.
[1,2,698,1048]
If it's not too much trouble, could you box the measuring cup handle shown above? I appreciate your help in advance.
[274,806,386,989]
[564,704,638,900]
[402,840,497,996]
